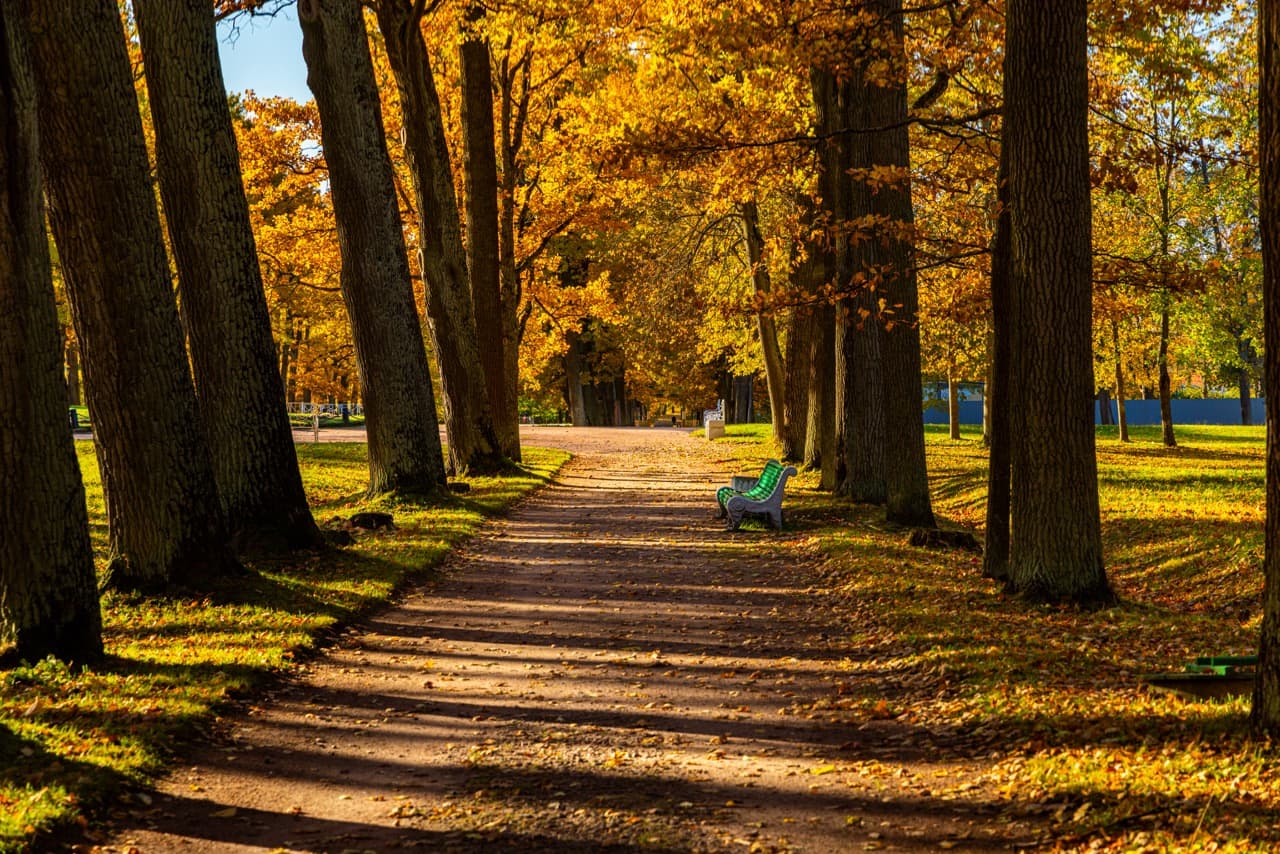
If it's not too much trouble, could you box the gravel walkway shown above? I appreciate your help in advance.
[92,428,1007,853]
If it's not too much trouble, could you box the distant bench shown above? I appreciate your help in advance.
[715,459,798,531]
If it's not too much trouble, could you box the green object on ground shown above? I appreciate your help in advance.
[1143,654,1258,699]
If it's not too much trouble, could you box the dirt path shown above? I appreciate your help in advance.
[93,428,1008,853]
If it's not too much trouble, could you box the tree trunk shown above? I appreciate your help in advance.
[733,375,754,424]
[783,196,820,463]
[782,306,812,462]
[497,51,528,460]
[1254,0,1280,734]
[805,305,838,489]
[947,372,961,439]
[1158,305,1177,446]
[804,306,834,472]
[868,0,934,528]
[0,7,102,664]
[1112,319,1130,442]
[134,0,321,552]
[298,0,446,494]
[982,325,992,447]
[565,330,588,427]
[21,0,236,592]
[828,67,888,505]
[983,147,1011,582]
[1241,366,1253,426]
[65,337,80,406]
[1004,0,1111,604]
[459,2,519,461]
[371,0,502,475]
[1097,387,1113,426]
[740,200,787,443]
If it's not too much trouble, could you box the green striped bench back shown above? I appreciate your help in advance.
[743,460,785,500]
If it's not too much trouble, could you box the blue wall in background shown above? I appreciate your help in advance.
[923,402,984,425]
[922,399,1265,426]
[1096,398,1264,426]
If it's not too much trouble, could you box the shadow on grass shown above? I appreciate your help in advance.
[0,722,137,852]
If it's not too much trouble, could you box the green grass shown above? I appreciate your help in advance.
[698,422,776,443]
[726,423,1277,850]
[0,442,568,851]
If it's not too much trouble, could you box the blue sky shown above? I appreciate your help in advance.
[216,8,310,102]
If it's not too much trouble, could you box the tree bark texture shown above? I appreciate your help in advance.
[740,200,787,443]
[805,305,838,490]
[1253,0,1280,735]
[1004,0,1111,603]
[134,0,321,552]
[0,7,102,664]
[982,151,1011,581]
[867,0,934,528]
[20,0,235,592]
[372,0,502,476]
[459,3,519,461]
[782,305,812,462]
[822,67,888,505]
[298,0,447,495]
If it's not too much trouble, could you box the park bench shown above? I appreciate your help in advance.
[1143,654,1256,699]
[703,399,724,429]
[716,459,798,531]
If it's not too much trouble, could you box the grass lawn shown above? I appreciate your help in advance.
[0,443,568,852]
[717,422,1274,850]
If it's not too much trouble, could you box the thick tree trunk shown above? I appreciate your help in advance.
[0,8,102,665]
[983,150,1011,581]
[830,68,888,505]
[298,0,447,495]
[1254,0,1280,734]
[21,0,236,592]
[459,3,519,461]
[134,0,321,552]
[1004,0,1111,603]
[782,306,812,462]
[1112,320,1130,442]
[740,200,787,443]
[868,0,934,528]
[1158,305,1177,446]
[371,0,502,476]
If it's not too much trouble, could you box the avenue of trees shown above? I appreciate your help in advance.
[7,0,1280,735]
